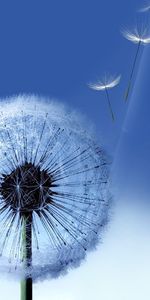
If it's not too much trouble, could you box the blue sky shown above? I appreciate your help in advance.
[0,0,150,299]
[113,45,150,201]
[0,0,145,152]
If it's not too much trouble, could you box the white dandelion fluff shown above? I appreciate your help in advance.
[88,74,121,121]
[123,28,150,44]
[89,75,121,91]
[0,95,110,287]
[122,25,150,101]
[139,3,150,12]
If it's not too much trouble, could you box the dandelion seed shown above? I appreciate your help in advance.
[122,26,150,101]
[0,95,110,299]
[139,3,150,12]
[88,75,121,121]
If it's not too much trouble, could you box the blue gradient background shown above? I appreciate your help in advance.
[0,0,144,152]
[1,0,150,299]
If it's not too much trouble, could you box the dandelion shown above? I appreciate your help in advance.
[122,25,150,101]
[88,74,121,121]
[139,3,150,12]
[0,95,110,300]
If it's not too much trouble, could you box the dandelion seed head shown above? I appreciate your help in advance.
[122,26,150,44]
[0,95,110,281]
[88,74,121,91]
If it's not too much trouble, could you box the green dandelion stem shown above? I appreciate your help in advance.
[21,213,32,300]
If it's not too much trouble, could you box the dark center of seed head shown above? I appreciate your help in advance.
[0,162,53,212]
